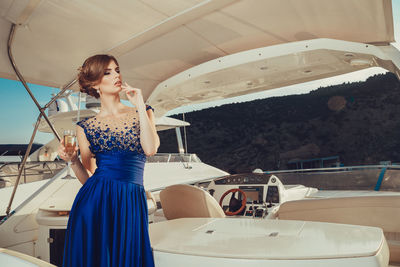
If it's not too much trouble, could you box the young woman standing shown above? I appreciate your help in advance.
[58,54,159,267]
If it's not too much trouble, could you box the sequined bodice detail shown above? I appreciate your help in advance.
[77,109,144,156]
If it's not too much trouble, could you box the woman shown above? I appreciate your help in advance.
[58,54,159,267]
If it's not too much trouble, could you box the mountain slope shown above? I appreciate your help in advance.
[158,73,400,173]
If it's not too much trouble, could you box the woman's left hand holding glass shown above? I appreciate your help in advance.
[58,139,79,163]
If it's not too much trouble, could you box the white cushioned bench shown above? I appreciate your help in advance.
[277,195,400,263]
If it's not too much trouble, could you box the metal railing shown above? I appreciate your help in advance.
[146,153,201,163]
[0,161,66,185]
[263,164,400,175]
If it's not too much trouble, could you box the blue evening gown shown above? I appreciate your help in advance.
[63,106,155,267]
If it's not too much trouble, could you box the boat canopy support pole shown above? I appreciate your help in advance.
[5,114,42,216]
[175,127,185,154]
[5,23,77,217]
[7,23,76,141]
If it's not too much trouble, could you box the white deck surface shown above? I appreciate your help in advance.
[0,179,49,216]
[0,248,55,267]
[0,252,37,267]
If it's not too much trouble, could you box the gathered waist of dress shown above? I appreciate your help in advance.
[93,151,146,185]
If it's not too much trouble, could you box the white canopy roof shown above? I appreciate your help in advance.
[0,0,398,116]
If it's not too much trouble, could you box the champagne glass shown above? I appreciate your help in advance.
[63,129,76,179]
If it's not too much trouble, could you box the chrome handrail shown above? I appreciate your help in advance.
[146,153,201,163]
[0,161,65,179]
[263,164,400,174]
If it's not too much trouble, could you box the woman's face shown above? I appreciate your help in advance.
[96,60,122,96]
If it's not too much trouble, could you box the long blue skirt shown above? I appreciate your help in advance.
[63,153,154,267]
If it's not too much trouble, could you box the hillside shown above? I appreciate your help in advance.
[158,73,400,174]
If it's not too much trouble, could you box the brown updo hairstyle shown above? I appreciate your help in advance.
[78,54,119,98]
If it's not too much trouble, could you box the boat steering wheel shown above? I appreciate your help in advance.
[219,188,247,216]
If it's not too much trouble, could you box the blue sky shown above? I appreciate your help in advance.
[1,1,400,145]
[0,79,57,144]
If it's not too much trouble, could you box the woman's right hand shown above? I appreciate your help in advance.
[58,139,78,162]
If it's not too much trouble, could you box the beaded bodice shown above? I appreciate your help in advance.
[77,108,145,156]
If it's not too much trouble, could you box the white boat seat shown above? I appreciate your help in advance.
[160,184,225,220]
[277,195,400,264]
[146,190,157,215]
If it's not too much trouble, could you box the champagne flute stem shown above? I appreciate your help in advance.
[67,161,71,176]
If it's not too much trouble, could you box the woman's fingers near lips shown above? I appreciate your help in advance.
[123,88,135,96]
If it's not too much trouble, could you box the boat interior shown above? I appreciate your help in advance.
[1,0,400,266]
[2,166,400,266]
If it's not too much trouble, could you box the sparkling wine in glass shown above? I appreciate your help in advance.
[63,130,76,179]
[64,130,76,157]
